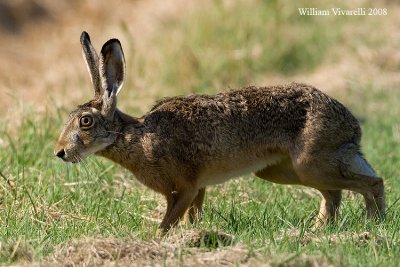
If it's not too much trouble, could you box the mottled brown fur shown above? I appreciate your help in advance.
[55,32,385,232]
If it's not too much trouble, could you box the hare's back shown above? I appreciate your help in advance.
[143,83,358,160]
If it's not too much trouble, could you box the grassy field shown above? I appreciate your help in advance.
[1,86,400,266]
[1,0,399,266]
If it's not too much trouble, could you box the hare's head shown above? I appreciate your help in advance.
[54,32,126,163]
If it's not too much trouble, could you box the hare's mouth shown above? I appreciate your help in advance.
[69,153,84,163]
[60,157,81,164]
[55,149,83,164]
[69,157,81,164]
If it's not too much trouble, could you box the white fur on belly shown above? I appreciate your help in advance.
[198,154,284,187]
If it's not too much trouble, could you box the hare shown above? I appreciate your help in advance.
[54,32,385,232]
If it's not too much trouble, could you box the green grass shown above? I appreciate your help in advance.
[129,0,355,98]
[1,86,400,266]
[1,0,399,265]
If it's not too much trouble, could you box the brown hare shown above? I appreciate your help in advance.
[54,32,385,232]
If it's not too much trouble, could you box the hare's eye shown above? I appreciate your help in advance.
[80,115,93,128]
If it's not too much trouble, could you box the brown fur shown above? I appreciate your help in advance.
[55,32,385,232]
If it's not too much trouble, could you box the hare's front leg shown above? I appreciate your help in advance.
[185,187,206,224]
[315,190,342,226]
[160,189,197,232]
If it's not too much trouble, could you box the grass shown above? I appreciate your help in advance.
[1,84,400,266]
[1,0,399,265]
[125,0,361,106]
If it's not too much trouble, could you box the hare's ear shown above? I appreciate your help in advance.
[80,31,101,97]
[99,38,126,118]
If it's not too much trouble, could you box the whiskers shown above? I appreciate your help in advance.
[106,130,124,136]
[73,154,98,179]
[72,154,83,164]
[73,153,87,169]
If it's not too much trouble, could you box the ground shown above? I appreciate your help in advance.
[0,0,400,266]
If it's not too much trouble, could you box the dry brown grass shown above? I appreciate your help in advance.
[7,229,337,267]
[6,226,383,266]
[12,228,387,266]
[0,0,216,120]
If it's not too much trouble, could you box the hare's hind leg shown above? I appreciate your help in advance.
[341,154,385,218]
[315,190,342,226]
[359,175,384,218]
[255,158,343,225]
[185,187,206,224]
[294,146,385,220]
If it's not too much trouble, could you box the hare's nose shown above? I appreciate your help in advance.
[55,149,66,159]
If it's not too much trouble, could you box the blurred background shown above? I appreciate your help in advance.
[0,0,399,118]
